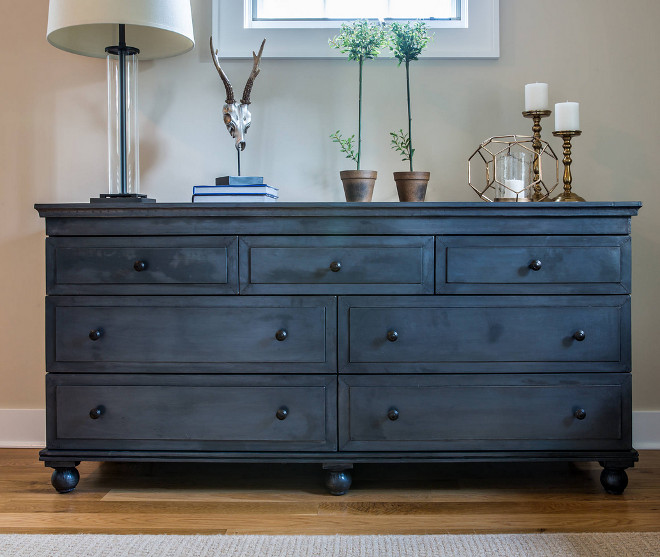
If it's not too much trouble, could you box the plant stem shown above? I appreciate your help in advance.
[357,56,363,171]
[406,59,413,172]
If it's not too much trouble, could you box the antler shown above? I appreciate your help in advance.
[240,39,266,105]
[210,36,235,105]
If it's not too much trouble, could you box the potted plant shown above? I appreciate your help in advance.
[388,21,431,201]
[330,20,386,201]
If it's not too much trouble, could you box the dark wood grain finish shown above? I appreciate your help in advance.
[436,236,630,294]
[338,374,631,452]
[47,236,238,295]
[47,296,337,373]
[239,236,434,294]
[48,374,336,451]
[339,295,630,373]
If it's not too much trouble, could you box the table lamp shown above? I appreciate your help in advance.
[47,0,195,201]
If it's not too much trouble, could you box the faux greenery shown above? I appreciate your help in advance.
[390,129,413,163]
[330,130,358,164]
[329,20,387,170]
[388,21,431,171]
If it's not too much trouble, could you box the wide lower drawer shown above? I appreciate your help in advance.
[47,296,336,373]
[339,374,631,451]
[239,236,434,294]
[47,374,337,451]
[47,236,238,295]
[339,296,630,373]
[436,236,630,294]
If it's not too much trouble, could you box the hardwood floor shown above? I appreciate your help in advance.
[0,449,658,534]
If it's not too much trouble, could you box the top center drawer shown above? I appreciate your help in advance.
[240,236,434,294]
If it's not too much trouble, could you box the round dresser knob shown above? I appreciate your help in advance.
[386,330,399,342]
[329,261,342,272]
[275,329,288,342]
[276,407,289,420]
[89,406,104,420]
[88,329,103,341]
[133,260,147,272]
[387,408,400,421]
[573,330,586,342]
[574,408,587,420]
[529,259,543,271]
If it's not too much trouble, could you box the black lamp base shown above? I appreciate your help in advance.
[90,193,156,204]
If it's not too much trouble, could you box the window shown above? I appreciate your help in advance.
[212,0,499,58]
[249,0,462,28]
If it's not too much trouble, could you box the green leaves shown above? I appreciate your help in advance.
[329,19,431,170]
[330,131,359,166]
[390,129,414,162]
[389,21,431,65]
[329,19,431,64]
[329,19,387,62]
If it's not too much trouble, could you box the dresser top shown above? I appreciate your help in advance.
[35,201,641,219]
[34,201,641,236]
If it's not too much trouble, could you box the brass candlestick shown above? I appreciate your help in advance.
[523,109,552,201]
[552,130,584,202]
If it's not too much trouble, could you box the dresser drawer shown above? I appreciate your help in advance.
[47,374,336,451]
[47,296,336,373]
[436,236,630,294]
[339,296,630,373]
[339,374,631,451]
[47,236,238,294]
[239,236,434,294]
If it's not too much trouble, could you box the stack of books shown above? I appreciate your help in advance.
[192,176,278,202]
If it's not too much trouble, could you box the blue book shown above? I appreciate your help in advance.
[193,184,279,196]
[215,176,264,185]
[192,193,278,203]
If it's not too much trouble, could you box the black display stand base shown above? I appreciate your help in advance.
[215,176,264,186]
[90,194,156,203]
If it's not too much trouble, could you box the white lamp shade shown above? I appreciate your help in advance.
[47,0,195,60]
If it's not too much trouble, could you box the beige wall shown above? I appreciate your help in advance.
[1,0,658,409]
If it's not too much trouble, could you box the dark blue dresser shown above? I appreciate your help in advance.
[35,202,641,495]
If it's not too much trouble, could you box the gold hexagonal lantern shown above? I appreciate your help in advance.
[468,135,559,202]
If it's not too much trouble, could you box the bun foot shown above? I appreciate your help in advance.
[599,466,629,495]
[325,468,352,496]
[51,467,80,494]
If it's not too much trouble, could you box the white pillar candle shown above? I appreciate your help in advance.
[555,102,580,131]
[501,179,524,198]
[524,83,549,111]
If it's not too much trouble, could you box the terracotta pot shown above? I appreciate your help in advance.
[394,171,430,202]
[340,170,377,202]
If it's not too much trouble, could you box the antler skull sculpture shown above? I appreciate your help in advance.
[210,37,266,152]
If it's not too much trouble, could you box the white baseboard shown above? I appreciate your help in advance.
[632,411,660,449]
[0,409,658,449]
[0,409,45,448]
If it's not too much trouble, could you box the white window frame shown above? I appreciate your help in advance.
[212,0,499,59]
[245,0,463,29]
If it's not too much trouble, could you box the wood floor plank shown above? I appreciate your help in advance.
[0,449,658,534]
[1,511,659,535]
[99,486,660,504]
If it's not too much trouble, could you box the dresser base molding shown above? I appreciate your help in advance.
[39,449,639,463]
[41,450,638,495]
